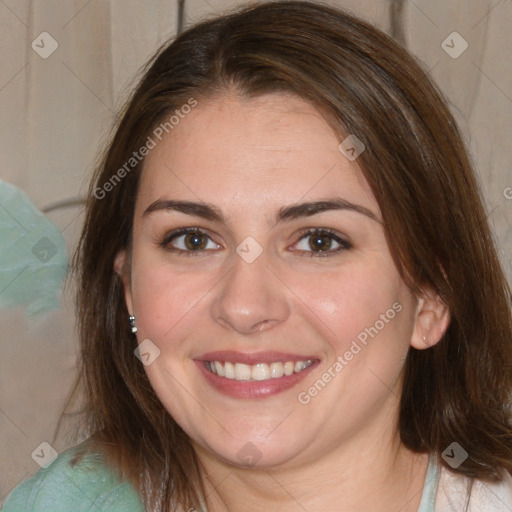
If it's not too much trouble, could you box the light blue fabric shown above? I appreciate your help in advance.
[1,443,144,512]
[417,453,439,512]
[0,180,67,315]
[1,443,439,511]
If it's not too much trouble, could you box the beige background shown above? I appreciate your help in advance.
[1,0,511,503]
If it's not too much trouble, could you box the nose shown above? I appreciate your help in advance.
[210,250,291,335]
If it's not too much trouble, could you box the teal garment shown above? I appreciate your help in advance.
[1,443,144,512]
[417,452,439,512]
[2,443,439,511]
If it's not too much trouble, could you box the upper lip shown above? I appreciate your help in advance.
[196,351,319,365]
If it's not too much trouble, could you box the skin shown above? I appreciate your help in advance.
[115,91,450,512]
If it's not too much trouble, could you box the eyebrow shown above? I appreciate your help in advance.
[143,199,224,222]
[276,198,379,224]
[142,198,380,224]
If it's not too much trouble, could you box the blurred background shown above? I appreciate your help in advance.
[1,0,511,503]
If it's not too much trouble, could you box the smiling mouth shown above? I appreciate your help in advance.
[205,360,314,381]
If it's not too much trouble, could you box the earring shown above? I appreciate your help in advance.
[422,336,428,346]
[129,315,137,334]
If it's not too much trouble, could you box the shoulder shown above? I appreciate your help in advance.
[1,441,144,512]
[435,464,512,511]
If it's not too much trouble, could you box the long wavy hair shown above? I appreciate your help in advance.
[73,1,512,510]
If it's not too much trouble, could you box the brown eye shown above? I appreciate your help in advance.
[184,232,208,250]
[308,233,334,252]
[293,228,351,256]
[161,228,221,253]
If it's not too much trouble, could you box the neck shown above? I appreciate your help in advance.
[194,424,429,512]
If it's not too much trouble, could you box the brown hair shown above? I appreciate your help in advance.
[73,1,512,510]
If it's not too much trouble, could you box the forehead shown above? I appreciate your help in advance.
[137,92,376,214]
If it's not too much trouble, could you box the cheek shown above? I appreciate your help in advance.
[290,260,413,368]
[129,253,214,346]
[293,267,414,414]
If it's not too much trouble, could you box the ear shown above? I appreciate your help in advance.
[114,249,134,316]
[410,287,450,350]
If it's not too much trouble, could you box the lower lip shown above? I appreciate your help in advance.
[195,360,319,399]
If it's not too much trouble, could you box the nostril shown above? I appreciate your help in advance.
[253,319,273,332]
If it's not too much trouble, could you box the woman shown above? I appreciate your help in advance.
[4,1,512,511]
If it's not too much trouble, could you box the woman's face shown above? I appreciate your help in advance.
[118,92,437,469]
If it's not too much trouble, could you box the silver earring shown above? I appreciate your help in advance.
[129,315,137,333]
[422,336,428,346]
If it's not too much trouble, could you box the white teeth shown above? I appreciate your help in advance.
[206,360,313,381]
[234,363,252,381]
[252,363,270,381]
[270,362,284,379]
[224,361,235,379]
[214,361,225,377]
[284,361,294,376]
[294,361,306,373]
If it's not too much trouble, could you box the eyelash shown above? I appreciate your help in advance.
[294,227,352,257]
[159,227,352,258]
[159,228,219,257]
